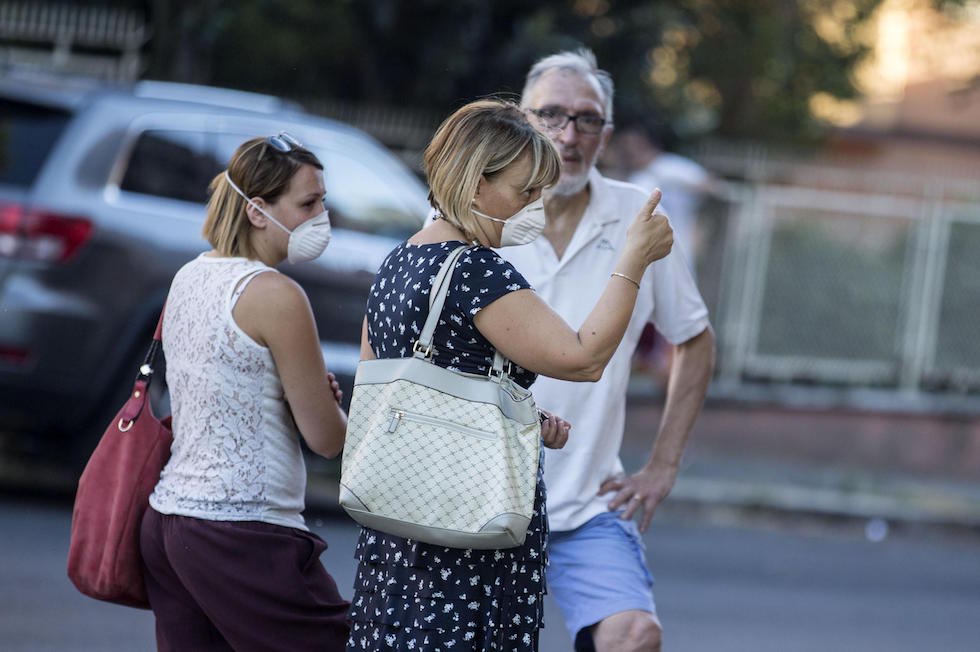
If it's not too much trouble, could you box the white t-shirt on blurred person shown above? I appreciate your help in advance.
[628,152,710,273]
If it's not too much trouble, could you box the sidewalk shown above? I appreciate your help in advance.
[667,454,980,528]
[623,398,980,530]
[309,397,980,532]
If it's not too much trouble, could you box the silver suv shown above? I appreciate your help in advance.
[0,74,428,467]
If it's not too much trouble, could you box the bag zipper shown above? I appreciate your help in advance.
[387,409,497,441]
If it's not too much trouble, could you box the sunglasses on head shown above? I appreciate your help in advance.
[265,131,304,153]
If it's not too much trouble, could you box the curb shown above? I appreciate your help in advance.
[668,475,980,529]
[305,472,980,531]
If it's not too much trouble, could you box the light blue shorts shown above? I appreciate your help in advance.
[547,511,657,648]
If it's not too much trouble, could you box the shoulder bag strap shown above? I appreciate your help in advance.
[118,305,166,428]
[152,305,165,343]
[413,244,472,358]
[138,304,166,383]
[415,246,514,380]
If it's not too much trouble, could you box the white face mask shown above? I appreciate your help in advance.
[225,171,331,263]
[472,196,546,247]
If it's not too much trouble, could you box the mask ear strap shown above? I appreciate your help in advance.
[472,208,505,224]
[224,170,290,234]
[224,170,254,207]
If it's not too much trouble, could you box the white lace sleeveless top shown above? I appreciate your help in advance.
[149,253,308,530]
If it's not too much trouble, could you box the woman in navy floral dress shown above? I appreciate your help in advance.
[347,99,673,651]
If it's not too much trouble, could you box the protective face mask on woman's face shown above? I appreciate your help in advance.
[472,196,546,247]
[224,171,331,263]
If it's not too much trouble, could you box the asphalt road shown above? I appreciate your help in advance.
[2,495,979,651]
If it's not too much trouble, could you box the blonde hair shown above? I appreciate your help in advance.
[423,99,560,241]
[203,136,323,258]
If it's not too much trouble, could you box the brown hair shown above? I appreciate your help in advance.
[203,137,323,258]
[423,99,560,241]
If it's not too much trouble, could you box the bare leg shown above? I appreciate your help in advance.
[591,610,662,652]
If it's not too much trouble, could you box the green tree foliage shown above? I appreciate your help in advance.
[129,0,887,145]
[571,0,883,143]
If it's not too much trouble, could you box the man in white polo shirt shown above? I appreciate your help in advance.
[501,49,715,652]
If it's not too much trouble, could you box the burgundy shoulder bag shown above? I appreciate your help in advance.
[67,308,172,609]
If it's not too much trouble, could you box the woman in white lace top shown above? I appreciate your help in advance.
[140,133,350,650]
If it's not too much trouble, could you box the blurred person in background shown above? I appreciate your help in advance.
[611,118,719,385]
[502,49,715,652]
[615,118,715,276]
[347,98,672,652]
[140,134,350,651]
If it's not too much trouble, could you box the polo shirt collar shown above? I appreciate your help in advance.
[547,167,620,268]
[584,167,622,227]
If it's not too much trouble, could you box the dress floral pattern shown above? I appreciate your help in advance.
[348,241,548,651]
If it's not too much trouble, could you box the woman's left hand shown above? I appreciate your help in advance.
[539,409,571,449]
[327,371,343,404]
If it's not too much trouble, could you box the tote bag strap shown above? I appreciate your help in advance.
[413,244,472,358]
[414,245,513,379]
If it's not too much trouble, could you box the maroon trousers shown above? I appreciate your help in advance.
[140,507,349,651]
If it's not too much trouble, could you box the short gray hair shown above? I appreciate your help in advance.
[521,48,615,123]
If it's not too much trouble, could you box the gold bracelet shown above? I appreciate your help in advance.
[610,272,641,289]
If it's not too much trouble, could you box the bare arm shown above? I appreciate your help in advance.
[601,325,715,531]
[360,316,376,361]
[234,272,347,459]
[474,284,638,381]
[648,325,715,467]
[475,189,672,381]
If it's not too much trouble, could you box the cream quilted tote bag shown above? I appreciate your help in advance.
[340,245,541,549]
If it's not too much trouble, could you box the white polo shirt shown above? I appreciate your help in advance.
[499,168,710,532]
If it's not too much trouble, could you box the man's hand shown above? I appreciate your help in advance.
[598,459,680,533]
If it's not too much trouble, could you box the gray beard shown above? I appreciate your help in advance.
[550,170,591,197]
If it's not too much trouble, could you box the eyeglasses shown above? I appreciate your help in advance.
[265,131,304,153]
[528,108,607,135]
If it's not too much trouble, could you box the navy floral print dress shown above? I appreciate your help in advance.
[347,241,548,652]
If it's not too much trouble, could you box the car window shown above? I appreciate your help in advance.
[314,145,423,239]
[213,131,423,239]
[119,130,223,203]
[0,99,72,188]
